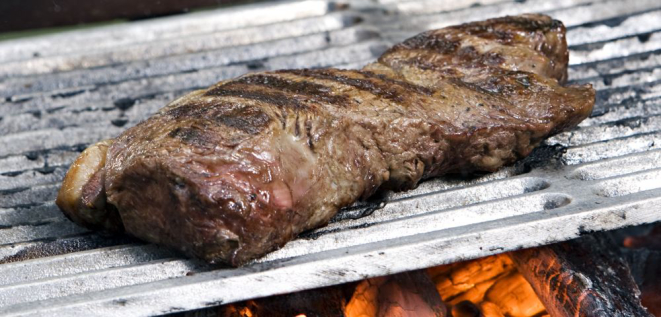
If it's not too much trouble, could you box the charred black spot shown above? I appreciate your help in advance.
[165,103,200,119]
[212,106,272,135]
[637,33,652,43]
[114,98,136,110]
[25,152,40,161]
[168,127,214,147]
[111,118,129,127]
[305,119,315,151]
[36,166,56,174]
[602,77,613,86]
[514,143,567,174]
[246,60,265,70]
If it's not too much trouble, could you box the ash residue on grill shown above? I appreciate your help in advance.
[514,143,567,174]
[0,234,138,264]
[592,96,660,119]
[594,79,661,107]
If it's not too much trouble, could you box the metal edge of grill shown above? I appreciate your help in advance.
[0,0,660,315]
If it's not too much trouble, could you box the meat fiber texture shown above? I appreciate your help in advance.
[56,14,595,266]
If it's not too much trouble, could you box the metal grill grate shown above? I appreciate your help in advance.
[0,0,660,315]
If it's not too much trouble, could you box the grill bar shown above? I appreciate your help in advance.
[5,189,660,316]
[0,0,660,315]
[0,0,333,63]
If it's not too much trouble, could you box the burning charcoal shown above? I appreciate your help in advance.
[345,276,382,317]
[429,254,546,317]
[483,272,545,317]
[479,302,505,317]
[447,278,499,306]
[429,254,514,302]
[510,234,652,317]
[344,270,448,317]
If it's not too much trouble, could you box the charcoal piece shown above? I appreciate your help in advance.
[510,234,652,317]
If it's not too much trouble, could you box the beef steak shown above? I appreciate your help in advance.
[57,14,595,266]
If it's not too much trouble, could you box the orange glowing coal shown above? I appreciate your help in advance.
[344,254,547,317]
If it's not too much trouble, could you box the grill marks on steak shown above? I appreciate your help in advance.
[381,14,568,84]
[56,14,595,266]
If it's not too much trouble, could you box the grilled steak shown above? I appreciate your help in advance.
[56,14,595,266]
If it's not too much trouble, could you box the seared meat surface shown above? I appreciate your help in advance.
[56,14,594,266]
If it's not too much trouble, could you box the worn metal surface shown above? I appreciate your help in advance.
[0,0,660,315]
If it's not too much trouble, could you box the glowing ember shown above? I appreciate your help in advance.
[239,307,254,317]
[345,270,447,317]
[427,254,546,317]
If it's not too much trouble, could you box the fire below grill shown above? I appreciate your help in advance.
[212,228,660,316]
[0,0,660,315]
